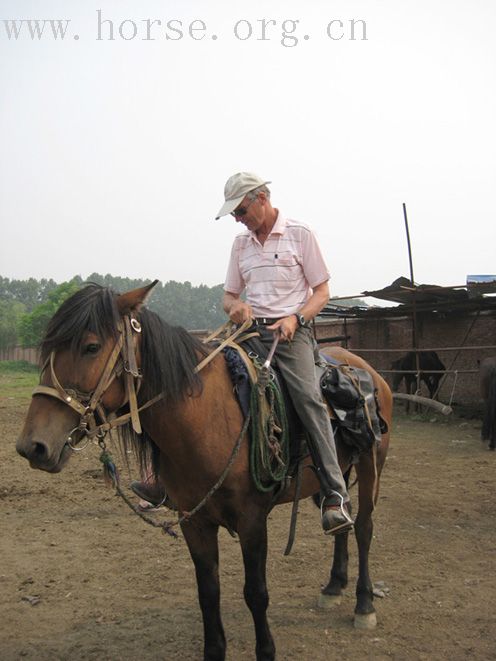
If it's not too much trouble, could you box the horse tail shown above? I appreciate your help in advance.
[482,369,496,450]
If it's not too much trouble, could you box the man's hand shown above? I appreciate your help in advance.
[267,281,329,341]
[229,300,254,324]
[223,292,254,324]
[267,315,298,342]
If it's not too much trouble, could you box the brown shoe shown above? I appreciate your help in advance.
[321,496,354,535]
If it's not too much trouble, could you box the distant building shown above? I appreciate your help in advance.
[316,277,496,406]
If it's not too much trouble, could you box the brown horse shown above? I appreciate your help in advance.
[16,283,392,661]
[480,357,496,450]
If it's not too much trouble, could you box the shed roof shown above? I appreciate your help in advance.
[321,277,496,319]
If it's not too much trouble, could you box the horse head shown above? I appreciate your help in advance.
[16,281,158,472]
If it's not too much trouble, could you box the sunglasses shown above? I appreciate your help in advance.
[231,196,256,218]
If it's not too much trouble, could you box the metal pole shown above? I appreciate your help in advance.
[403,203,415,285]
[403,203,421,395]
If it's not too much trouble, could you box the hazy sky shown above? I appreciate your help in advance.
[1,0,495,298]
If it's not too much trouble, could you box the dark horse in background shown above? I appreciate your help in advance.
[16,283,392,661]
[480,357,496,450]
[391,351,446,399]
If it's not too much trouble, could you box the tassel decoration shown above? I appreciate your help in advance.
[99,450,120,488]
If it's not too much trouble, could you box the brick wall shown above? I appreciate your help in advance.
[314,310,496,405]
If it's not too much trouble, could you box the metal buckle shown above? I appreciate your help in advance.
[130,318,142,333]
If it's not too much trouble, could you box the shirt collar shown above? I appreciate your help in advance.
[270,210,287,235]
[249,210,287,242]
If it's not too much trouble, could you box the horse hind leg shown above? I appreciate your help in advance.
[352,451,378,630]
[181,520,226,661]
[238,516,275,661]
[489,375,496,450]
[482,373,496,450]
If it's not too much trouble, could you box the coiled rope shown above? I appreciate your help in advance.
[249,359,290,492]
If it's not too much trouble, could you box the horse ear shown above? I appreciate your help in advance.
[117,279,159,314]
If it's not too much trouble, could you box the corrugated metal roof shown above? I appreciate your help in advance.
[362,277,468,305]
[322,277,496,319]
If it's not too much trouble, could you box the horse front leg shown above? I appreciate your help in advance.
[353,449,378,630]
[238,516,275,661]
[181,520,226,661]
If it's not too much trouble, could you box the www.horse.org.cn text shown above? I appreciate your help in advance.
[1,13,368,47]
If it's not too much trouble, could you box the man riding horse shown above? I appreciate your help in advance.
[133,172,352,535]
[218,172,352,535]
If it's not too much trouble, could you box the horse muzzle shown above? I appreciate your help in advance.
[16,433,72,473]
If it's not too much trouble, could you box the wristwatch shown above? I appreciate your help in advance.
[295,312,306,327]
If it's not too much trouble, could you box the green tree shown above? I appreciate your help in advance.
[19,280,81,347]
[0,276,58,311]
[85,273,152,293]
[0,300,26,349]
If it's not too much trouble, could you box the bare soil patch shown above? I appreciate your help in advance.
[1,399,495,660]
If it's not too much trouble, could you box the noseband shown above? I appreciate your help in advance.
[33,315,144,451]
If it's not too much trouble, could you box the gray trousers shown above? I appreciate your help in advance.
[257,325,348,502]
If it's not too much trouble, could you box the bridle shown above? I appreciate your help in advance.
[32,316,256,453]
[33,315,145,451]
[28,315,274,535]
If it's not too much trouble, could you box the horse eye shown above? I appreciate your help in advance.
[84,343,101,355]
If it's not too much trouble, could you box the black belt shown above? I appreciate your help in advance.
[255,317,282,325]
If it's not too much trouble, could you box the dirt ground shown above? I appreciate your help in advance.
[1,396,495,661]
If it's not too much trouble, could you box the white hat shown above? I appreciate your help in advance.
[215,172,271,219]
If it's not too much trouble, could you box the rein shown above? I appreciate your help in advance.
[33,316,255,536]
[100,411,251,538]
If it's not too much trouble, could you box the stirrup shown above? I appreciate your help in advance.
[321,492,353,536]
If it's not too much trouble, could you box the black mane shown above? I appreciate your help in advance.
[41,283,209,475]
[41,284,121,363]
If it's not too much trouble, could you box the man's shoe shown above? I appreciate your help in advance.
[130,480,168,507]
[321,496,354,536]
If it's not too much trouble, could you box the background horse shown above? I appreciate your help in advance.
[480,357,496,450]
[391,351,445,413]
[391,350,445,398]
[16,283,392,661]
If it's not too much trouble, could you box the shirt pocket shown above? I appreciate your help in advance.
[275,253,302,286]
[276,256,295,266]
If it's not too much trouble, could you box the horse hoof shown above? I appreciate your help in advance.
[317,593,342,609]
[354,612,377,630]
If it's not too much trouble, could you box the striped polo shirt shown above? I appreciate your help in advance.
[224,213,330,317]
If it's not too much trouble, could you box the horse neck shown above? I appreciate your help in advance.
[141,355,243,465]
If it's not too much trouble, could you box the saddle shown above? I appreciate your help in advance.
[318,354,387,452]
[222,335,387,493]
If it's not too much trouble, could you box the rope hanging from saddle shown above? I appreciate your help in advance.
[249,354,290,493]
[202,323,291,493]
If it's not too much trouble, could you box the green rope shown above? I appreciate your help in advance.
[249,362,290,492]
